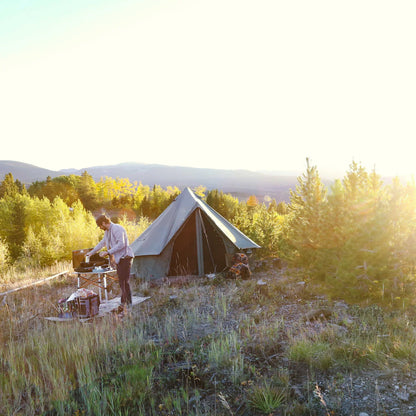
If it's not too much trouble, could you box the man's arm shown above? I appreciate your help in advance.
[87,238,106,257]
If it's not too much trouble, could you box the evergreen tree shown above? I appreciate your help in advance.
[0,173,20,198]
[232,203,253,238]
[383,177,416,298]
[76,171,99,211]
[276,201,288,215]
[251,204,283,256]
[206,189,239,220]
[328,163,388,298]
[15,179,26,195]
[283,158,327,275]
[2,195,27,260]
[140,196,152,218]
[206,189,220,211]
[132,183,151,216]
[28,176,78,204]
[267,199,278,213]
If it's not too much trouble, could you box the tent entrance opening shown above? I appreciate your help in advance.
[168,210,226,276]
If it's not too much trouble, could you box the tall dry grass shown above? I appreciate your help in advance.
[1,264,416,415]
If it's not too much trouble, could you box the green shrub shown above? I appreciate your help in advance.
[247,380,286,414]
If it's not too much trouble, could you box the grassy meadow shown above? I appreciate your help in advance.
[2,262,416,415]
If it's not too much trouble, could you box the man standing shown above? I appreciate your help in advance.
[87,214,134,308]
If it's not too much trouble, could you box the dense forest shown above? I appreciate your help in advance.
[1,159,416,305]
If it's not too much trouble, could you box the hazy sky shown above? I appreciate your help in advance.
[1,0,415,177]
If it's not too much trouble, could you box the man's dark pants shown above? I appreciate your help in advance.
[117,257,133,305]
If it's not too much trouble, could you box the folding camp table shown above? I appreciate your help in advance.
[76,269,118,302]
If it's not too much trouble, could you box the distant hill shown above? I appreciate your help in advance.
[0,160,305,202]
[0,160,58,184]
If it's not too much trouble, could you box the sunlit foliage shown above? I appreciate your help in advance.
[0,237,9,271]
[2,162,416,304]
[281,159,416,302]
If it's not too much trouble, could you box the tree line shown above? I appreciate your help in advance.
[26,171,181,218]
[0,171,284,269]
[1,161,416,305]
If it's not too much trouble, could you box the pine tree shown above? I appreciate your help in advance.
[76,171,99,211]
[0,173,20,198]
[7,196,26,260]
[284,158,327,275]
[325,163,391,300]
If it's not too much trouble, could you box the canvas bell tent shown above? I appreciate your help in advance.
[130,187,260,279]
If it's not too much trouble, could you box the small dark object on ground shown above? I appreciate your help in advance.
[228,253,252,280]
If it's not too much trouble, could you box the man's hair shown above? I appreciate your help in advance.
[96,214,111,227]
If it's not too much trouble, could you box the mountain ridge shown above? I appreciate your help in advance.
[0,160,307,202]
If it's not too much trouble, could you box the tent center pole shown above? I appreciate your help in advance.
[196,209,204,276]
